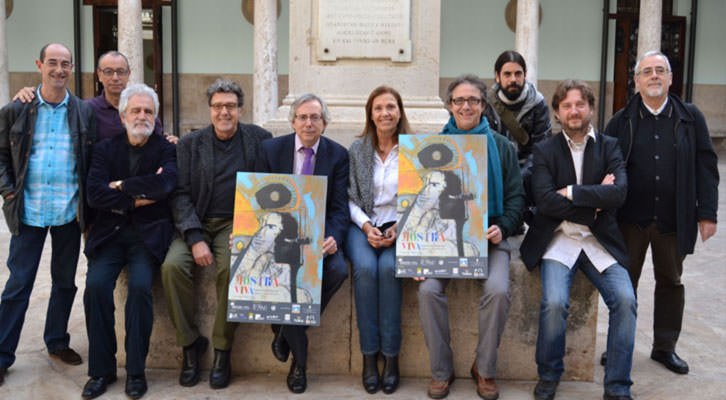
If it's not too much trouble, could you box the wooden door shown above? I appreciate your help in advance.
[84,0,170,122]
[612,13,686,113]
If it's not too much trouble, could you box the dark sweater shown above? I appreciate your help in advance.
[621,100,677,232]
[206,133,245,218]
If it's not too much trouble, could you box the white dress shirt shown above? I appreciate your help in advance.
[293,134,321,175]
[349,145,398,229]
[642,97,668,116]
[542,127,618,272]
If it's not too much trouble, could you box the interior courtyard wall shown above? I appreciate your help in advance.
[5,0,724,137]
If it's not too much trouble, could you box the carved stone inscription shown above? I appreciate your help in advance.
[317,0,412,62]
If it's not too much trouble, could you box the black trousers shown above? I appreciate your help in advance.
[620,222,685,352]
[84,228,156,377]
[279,250,348,368]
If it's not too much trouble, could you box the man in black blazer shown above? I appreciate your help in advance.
[82,84,177,399]
[256,93,349,394]
[521,80,637,400]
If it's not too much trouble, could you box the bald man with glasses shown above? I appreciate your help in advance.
[13,51,175,144]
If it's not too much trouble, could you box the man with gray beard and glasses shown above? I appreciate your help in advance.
[82,83,177,399]
[604,51,719,375]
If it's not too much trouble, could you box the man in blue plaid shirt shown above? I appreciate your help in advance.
[0,43,96,386]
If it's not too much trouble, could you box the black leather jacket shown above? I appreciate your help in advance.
[0,95,96,235]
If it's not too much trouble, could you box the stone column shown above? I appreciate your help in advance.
[514,0,539,86]
[0,0,9,107]
[264,0,449,148]
[118,0,144,84]
[253,0,278,126]
[637,0,662,59]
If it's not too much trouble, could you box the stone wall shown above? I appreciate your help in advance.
[114,237,598,381]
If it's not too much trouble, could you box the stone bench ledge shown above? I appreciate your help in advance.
[114,236,597,380]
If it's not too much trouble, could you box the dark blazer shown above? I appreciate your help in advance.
[520,131,629,270]
[85,132,177,263]
[605,93,719,256]
[255,133,350,248]
[171,123,272,241]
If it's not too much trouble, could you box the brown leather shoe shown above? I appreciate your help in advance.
[470,361,499,400]
[49,347,82,365]
[427,373,455,399]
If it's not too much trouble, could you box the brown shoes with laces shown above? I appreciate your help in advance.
[427,373,455,399]
[471,361,499,400]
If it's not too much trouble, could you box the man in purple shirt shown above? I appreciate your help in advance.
[86,51,163,141]
[13,51,175,144]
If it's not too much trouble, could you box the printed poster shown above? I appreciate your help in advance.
[228,172,327,326]
[395,134,488,278]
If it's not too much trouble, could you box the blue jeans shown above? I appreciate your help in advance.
[345,224,401,356]
[84,227,156,377]
[0,221,81,368]
[536,253,637,396]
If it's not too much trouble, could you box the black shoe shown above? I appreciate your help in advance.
[650,350,689,374]
[179,336,208,387]
[533,379,559,400]
[0,367,5,386]
[600,351,607,366]
[271,324,290,362]
[381,354,400,394]
[286,359,307,394]
[125,375,147,399]
[603,394,633,400]
[49,347,83,365]
[82,375,117,399]
[362,353,380,394]
[210,349,231,389]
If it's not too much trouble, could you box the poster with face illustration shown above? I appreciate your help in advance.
[396,134,488,278]
[228,172,327,326]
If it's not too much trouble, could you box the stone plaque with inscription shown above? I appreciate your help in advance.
[317,0,412,62]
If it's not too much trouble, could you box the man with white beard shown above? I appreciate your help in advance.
[82,83,178,399]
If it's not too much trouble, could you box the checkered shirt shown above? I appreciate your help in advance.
[22,87,79,227]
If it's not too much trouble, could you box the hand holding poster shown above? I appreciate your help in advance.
[228,172,327,326]
[395,134,488,278]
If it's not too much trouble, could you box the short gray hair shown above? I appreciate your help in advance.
[634,50,672,75]
[445,74,487,104]
[288,93,331,124]
[119,83,159,118]
[206,78,244,107]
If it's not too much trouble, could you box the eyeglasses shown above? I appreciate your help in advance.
[99,68,129,77]
[637,66,668,77]
[210,103,239,112]
[295,114,323,123]
[450,97,482,106]
[45,60,73,70]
